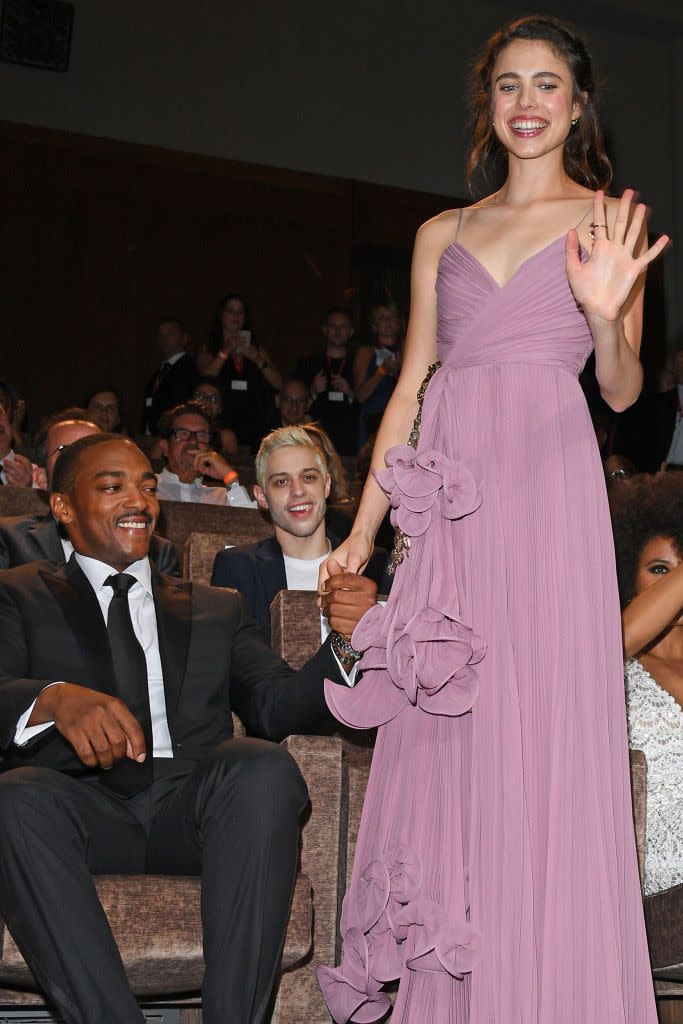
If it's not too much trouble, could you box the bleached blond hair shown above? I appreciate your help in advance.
[255,425,328,491]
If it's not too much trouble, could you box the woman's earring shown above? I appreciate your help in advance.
[571,118,578,126]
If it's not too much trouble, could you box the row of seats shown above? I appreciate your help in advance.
[0,485,680,1019]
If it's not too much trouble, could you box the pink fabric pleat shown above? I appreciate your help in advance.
[317,237,657,1023]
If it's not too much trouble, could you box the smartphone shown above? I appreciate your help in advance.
[236,329,252,352]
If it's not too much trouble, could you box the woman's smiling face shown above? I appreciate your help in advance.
[491,40,583,161]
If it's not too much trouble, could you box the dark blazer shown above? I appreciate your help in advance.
[142,352,198,434]
[0,558,345,778]
[0,512,179,576]
[211,532,391,643]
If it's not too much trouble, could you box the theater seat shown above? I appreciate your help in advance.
[0,722,344,1024]
[157,500,272,564]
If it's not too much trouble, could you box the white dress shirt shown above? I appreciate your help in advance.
[156,467,256,507]
[15,554,173,756]
[282,543,358,686]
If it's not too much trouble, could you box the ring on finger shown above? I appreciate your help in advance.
[589,222,608,241]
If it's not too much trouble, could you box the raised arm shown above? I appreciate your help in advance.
[622,561,683,660]
[320,213,458,582]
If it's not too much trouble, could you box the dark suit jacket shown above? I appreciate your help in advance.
[142,352,198,434]
[0,558,345,779]
[0,512,179,576]
[210,532,391,643]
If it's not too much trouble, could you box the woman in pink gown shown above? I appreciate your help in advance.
[316,15,669,1024]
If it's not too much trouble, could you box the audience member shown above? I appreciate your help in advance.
[0,379,37,487]
[196,294,280,449]
[85,387,126,434]
[275,378,313,429]
[142,317,198,434]
[655,346,683,468]
[0,410,178,574]
[211,426,388,642]
[156,402,255,506]
[0,431,372,1024]
[353,302,403,449]
[192,380,239,458]
[610,473,683,896]
[294,307,359,454]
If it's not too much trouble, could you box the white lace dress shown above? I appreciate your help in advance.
[625,658,683,895]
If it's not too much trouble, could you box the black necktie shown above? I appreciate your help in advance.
[102,573,153,796]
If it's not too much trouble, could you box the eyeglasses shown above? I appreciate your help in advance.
[282,396,307,404]
[47,443,68,461]
[194,393,221,405]
[168,429,211,444]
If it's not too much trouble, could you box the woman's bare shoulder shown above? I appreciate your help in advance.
[415,209,465,258]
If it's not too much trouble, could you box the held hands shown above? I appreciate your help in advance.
[318,534,374,591]
[319,557,377,640]
[33,683,146,771]
[566,189,669,324]
[330,373,353,396]
[312,369,328,395]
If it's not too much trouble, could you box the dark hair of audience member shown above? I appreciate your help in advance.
[204,293,252,355]
[303,423,349,503]
[466,14,612,192]
[0,377,18,416]
[34,407,99,464]
[51,432,128,495]
[158,315,186,334]
[325,305,353,323]
[157,400,216,439]
[609,473,683,609]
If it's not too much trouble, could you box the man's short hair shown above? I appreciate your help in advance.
[51,433,134,495]
[325,306,353,324]
[34,407,100,464]
[158,316,186,334]
[158,401,214,438]
[255,426,328,491]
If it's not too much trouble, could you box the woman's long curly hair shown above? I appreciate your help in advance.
[609,473,683,609]
[466,16,612,193]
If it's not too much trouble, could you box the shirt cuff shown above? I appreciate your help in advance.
[14,682,62,746]
[331,650,359,687]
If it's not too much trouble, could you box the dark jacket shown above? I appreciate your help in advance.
[0,512,179,576]
[0,558,345,778]
[210,532,391,643]
[142,352,198,434]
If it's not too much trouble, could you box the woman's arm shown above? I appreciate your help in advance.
[196,345,228,378]
[320,213,457,579]
[566,190,669,413]
[354,347,382,403]
[622,562,683,659]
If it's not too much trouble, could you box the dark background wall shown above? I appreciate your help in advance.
[0,0,680,426]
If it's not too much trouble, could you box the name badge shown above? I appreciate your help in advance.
[328,391,344,402]
[231,380,248,391]
[145,396,153,407]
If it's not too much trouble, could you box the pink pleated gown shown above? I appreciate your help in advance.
[317,232,657,1022]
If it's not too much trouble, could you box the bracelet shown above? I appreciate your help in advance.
[377,364,388,376]
[222,470,239,486]
[330,630,362,664]
[217,351,228,360]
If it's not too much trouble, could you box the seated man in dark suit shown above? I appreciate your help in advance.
[0,433,374,1024]
[0,410,179,575]
[211,425,390,643]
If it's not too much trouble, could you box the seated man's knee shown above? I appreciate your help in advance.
[0,767,66,827]
[210,739,308,816]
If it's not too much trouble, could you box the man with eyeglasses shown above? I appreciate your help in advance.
[156,402,255,506]
[0,409,179,573]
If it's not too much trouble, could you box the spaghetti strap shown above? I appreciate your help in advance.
[574,203,593,230]
[454,206,464,242]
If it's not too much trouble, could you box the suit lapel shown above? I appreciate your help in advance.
[256,536,288,595]
[152,571,192,724]
[29,514,65,562]
[39,558,115,692]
